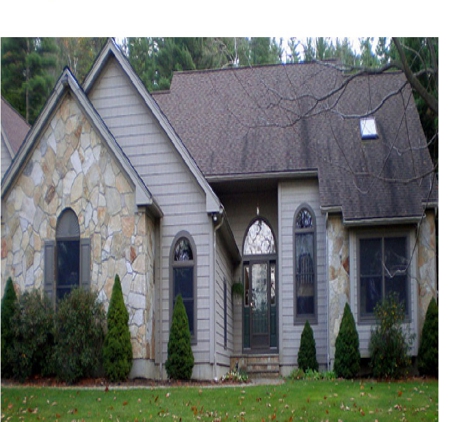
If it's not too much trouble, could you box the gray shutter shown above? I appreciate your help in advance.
[80,238,91,290]
[44,240,55,302]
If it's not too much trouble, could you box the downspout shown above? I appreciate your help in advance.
[211,206,225,380]
[325,212,331,371]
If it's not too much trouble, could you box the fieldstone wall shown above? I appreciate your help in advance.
[326,215,350,361]
[1,93,155,366]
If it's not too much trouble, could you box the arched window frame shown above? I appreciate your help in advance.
[44,207,90,304]
[294,204,317,324]
[169,231,197,344]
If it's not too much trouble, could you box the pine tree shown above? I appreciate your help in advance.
[297,320,318,372]
[1,277,18,377]
[418,298,438,377]
[165,294,194,380]
[103,275,133,382]
[334,303,360,378]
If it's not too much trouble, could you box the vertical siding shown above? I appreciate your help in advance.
[88,59,213,369]
[278,179,328,370]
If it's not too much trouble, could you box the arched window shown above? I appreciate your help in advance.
[170,232,196,342]
[44,208,90,303]
[294,206,316,322]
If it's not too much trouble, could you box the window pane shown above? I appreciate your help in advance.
[296,232,314,315]
[270,262,276,306]
[243,219,276,255]
[57,240,80,287]
[182,298,194,335]
[360,275,382,316]
[174,238,193,261]
[173,267,194,299]
[360,238,381,276]
[295,209,313,229]
[244,265,250,306]
[386,275,408,313]
[384,237,408,277]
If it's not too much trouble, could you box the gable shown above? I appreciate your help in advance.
[83,39,221,214]
[2,69,160,218]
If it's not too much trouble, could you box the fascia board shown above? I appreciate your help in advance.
[83,39,221,214]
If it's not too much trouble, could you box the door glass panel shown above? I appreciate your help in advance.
[251,263,268,334]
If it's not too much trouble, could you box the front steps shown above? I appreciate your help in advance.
[231,354,280,378]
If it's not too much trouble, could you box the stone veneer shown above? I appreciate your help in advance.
[1,94,155,369]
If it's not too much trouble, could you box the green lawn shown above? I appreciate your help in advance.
[1,378,438,421]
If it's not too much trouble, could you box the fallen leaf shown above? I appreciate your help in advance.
[123,401,128,406]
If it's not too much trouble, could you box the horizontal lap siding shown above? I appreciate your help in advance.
[279,179,328,369]
[89,59,213,364]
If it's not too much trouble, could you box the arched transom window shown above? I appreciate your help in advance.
[243,219,276,255]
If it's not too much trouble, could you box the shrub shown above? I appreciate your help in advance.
[103,275,133,382]
[369,293,414,379]
[9,289,55,381]
[54,288,106,384]
[334,303,360,379]
[297,320,319,372]
[1,277,18,378]
[165,294,194,380]
[418,297,438,377]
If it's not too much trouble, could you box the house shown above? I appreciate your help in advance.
[1,39,437,380]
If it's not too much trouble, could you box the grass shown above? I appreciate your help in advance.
[1,378,438,421]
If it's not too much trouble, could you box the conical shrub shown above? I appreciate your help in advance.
[165,294,194,380]
[334,303,360,378]
[1,277,18,377]
[297,320,318,372]
[418,297,438,377]
[103,275,133,382]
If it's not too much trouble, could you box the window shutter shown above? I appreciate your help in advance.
[80,238,91,290]
[44,240,55,301]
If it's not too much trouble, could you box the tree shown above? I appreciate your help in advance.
[417,298,438,377]
[165,294,194,380]
[1,37,59,124]
[334,303,360,379]
[297,320,318,372]
[103,275,133,382]
[1,277,18,377]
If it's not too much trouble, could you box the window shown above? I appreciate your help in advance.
[170,233,196,342]
[360,116,378,139]
[359,235,409,319]
[44,208,90,303]
[294,206,316,321]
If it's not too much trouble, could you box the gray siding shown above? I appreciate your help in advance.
[278,179,328,370]
[88,59,214,371]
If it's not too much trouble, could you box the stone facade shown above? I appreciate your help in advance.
[1,94,155,370]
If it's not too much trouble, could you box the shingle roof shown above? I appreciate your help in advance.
[1,96,30,155]
[152,62,437,223]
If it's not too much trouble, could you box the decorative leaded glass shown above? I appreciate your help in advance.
[243,219,276,255]
[295,209,313,229]
[174,238,193,261]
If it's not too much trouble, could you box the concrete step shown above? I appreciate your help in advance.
[232,354,280,378]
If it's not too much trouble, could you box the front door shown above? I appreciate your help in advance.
[242,218,277,352]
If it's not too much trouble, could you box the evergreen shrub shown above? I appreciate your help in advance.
[9,289,55,381]
[369,293,414,379]
[165,294,194,380]
[334,303,361,379]
[54,288,106,384]
[418,297,438,377]
[103,274,133,382]
[1,277,18,378]
[297,320,319,372]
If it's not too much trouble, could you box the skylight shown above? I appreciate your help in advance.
[360,117,378,140]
